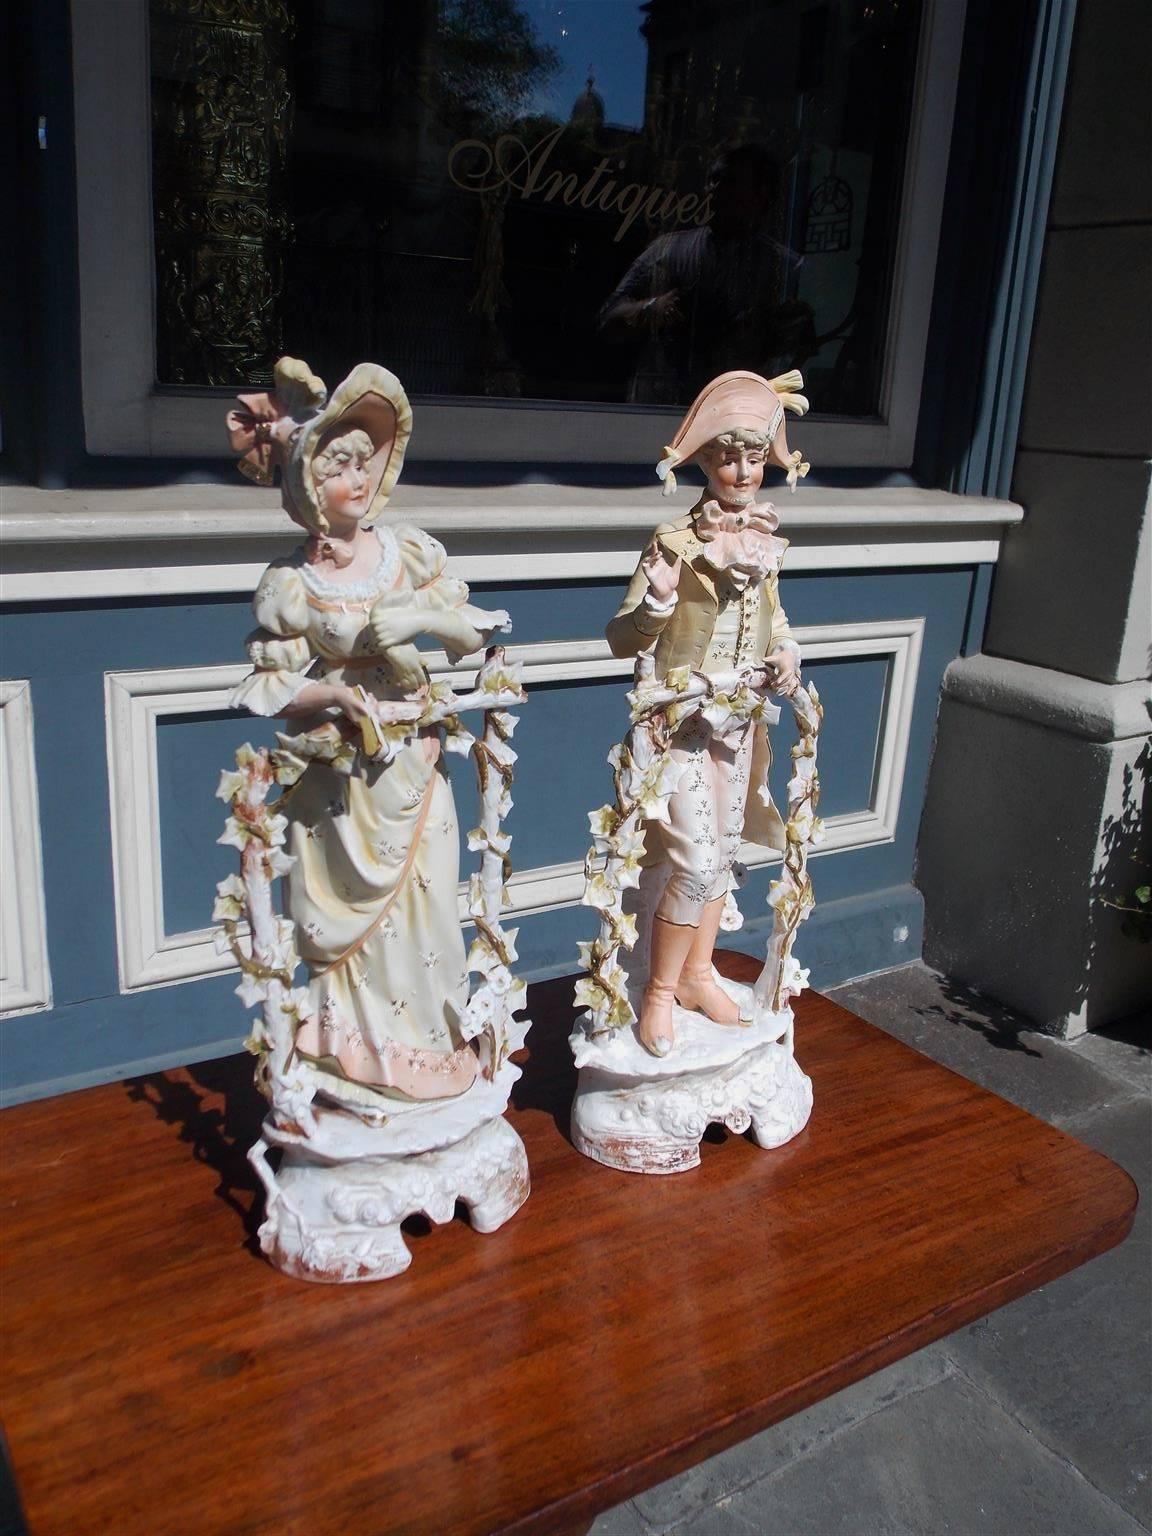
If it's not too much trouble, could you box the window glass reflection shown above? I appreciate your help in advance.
[151,0,921,417]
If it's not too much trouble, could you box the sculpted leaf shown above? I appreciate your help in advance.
[613,910,639,950]
[267,846,297,877]
[212,873,247,923]
[613,850,644,891]
[573,975,602,1012]
[582,868,620,912]
[442,720,477,757]
[270,750,308,786]
[218,817,252,852]
[216,769,245,804]
[588,805,621,849]
[235,971,269,1009]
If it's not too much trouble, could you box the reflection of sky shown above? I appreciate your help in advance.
[525,0,648,129]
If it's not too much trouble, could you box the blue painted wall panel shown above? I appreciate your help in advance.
[0,563,984,1103]
[157,711,279,938]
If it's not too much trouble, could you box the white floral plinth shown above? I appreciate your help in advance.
[249,1114,529,1283]
[570,979,812,1175]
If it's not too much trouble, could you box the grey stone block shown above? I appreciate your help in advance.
[948,1098,1151,1530]
[631,1348,952,1529]
[714,1373,1147,1536]
[1050,0,1152,228]
[1020,224,1152,459]
[829,963,1144,1126]
[917,685,1152,1036]
[993,452,1151,686]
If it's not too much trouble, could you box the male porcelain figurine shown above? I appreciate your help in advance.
[572,370,822,1173]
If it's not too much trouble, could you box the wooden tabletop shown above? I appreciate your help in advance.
[0,955,1137,1536]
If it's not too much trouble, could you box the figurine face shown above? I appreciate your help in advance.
[702,441,767,506]
[315,453,373,527]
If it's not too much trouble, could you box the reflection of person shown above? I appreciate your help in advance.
[606,369,810,1055]
[229,360,509,1105]
[598,144,813,404]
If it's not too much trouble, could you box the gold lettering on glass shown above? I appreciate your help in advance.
[447,126,712,245]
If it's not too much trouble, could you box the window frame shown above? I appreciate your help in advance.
[71,0,967,468]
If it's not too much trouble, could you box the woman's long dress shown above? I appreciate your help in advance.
[232,522,478,1102]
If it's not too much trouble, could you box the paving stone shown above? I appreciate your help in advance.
[828,963,1141,1128]
[1069,1017,1152,1102]
[715,1372,1147,1536]
[589,1500,652,1536]
[631,1348,952,1529]
[674,1507,758,1536]
[947,1098,1152,1530]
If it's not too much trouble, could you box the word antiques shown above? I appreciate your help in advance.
[447,125,712,244]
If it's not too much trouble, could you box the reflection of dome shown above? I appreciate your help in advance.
[570,74,605,131]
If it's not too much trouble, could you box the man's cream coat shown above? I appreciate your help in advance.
[606,506,796,853]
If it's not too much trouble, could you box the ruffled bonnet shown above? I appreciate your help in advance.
[225,357,413,536]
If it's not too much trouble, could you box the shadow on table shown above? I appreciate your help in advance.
[510,973,580,1144]
[0,1426,28,1536]
[120,971,584,1248]
[124,1057,265,1254]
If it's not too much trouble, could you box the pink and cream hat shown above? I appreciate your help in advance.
[226,357,413,536]
[655,369,810,496]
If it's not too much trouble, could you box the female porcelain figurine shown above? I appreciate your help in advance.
[606,369,810,1056]
[228,359,510,1107]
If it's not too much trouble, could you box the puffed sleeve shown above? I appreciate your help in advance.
[394,524,469,609]
[230,560,315,716]
[392,523,509,656]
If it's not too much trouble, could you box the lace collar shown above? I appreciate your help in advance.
[296,524,400,600]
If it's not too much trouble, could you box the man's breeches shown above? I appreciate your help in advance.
[655,716,754,926]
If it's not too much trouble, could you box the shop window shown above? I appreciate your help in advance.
[72,0,963,464]
[150,0,922,419]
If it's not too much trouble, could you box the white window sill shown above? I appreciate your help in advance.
[0,483,1022,602]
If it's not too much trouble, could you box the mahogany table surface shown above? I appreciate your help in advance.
[0,954,1137,1536]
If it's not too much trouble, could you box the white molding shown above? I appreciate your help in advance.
[0,682,52,1016]
[103,623,922,990]
[105,663,253,992]
[874,0,968,465]
[0,540,1008,605]
[70,0,965,468]
[0,484,1026,539]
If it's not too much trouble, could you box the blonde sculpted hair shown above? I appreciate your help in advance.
[313,428,374,484]
[707,428,772,453]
